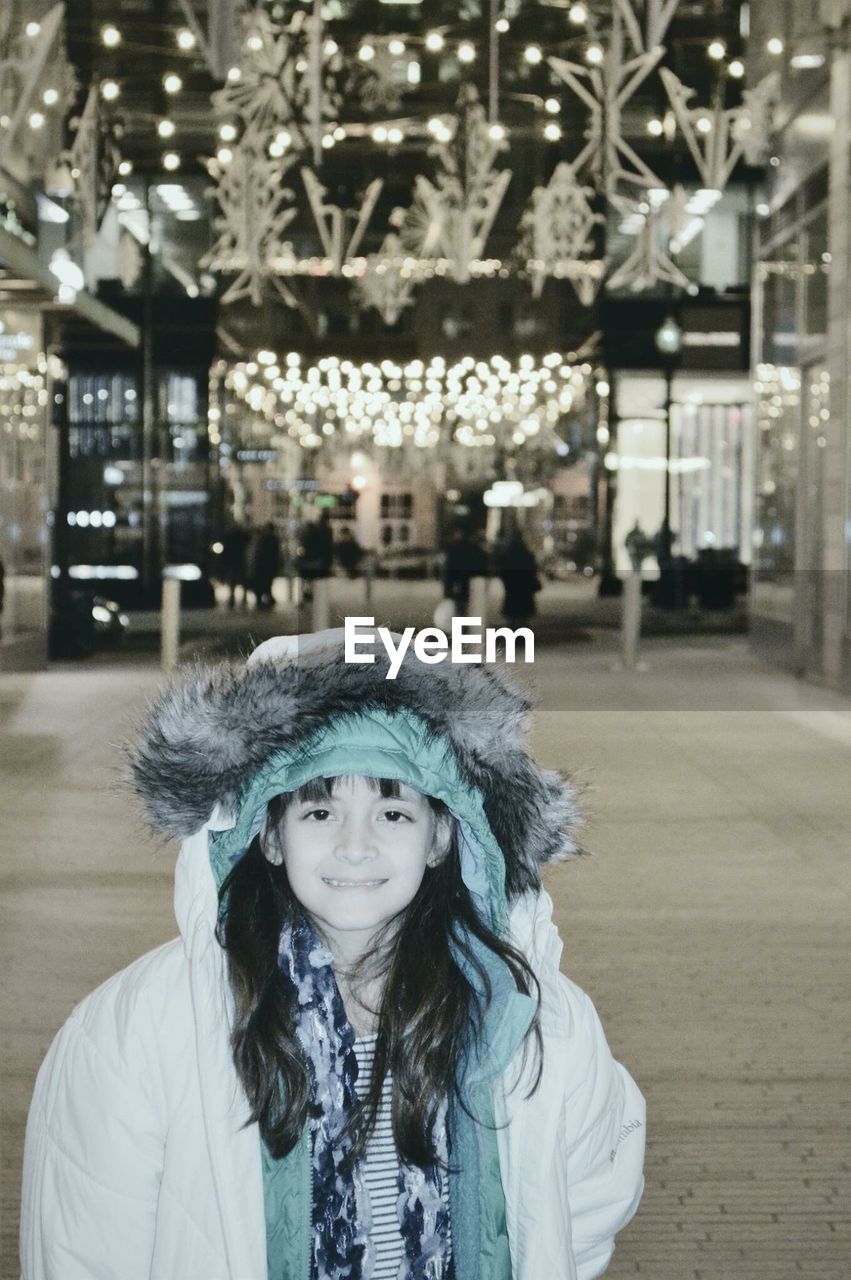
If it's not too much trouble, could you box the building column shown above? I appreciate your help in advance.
[826,47,851,687]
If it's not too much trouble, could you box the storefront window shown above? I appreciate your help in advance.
[751,364,800,624]
[0,312,53,667]
[802,207,828,356]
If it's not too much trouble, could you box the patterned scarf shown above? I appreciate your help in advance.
[279,914,453,1280]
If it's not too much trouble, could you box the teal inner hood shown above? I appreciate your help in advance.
[209,706,510,936]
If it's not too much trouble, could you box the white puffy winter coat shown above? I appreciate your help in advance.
[20,810,646,1280]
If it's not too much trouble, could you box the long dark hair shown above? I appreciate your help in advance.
[215,775,543,1165]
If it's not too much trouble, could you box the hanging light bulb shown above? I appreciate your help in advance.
[458,42,476,63]
[163,73,183,94]
[728,59,745,78]
[488,122,506,140]
[544,97,560,114]
[707,40,726,60]
[372,125,388,142]
[162,152,180,171]
[359,42,376,62]
[425,31,444,52]
[569,3,588,23]
[696,115,713,134]
[218,122,237,142]
[246,34,263,52]
[42,87,59,105]
[766,37,784,55]
[157,119,176,138]
[647,118,664,136]
[101,25,121,47]
[216,147,233,165]
[25,21,41,37]
[388,38,406,56]
[585,44,604,65]
[177,28,196,50]
[495,18,509,33]
[524,44,543,64]
[227,66,242,82]
[28,111,45,129]
[100,80,120,101]
[118,159,133,176]
[543,121,561,141]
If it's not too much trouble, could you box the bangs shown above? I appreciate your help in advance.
[292,775,403,802]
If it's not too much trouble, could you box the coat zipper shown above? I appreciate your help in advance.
[304,1119,315,1280]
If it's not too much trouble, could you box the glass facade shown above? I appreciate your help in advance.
[0,310,52,668]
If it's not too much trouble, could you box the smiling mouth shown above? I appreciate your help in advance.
[321,877,388,889]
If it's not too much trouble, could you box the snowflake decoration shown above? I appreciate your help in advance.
[301,168,383,274]
[348,39,408,114]
[614,0,682,55]
[0,3,76,183]
[395,85,512,283]
[735,73,780,166]
[660,69,779,191]
[64,85,123,248]
[549,38,664,198]
[607,203,691,293]
[202,140,299,307]
[356,233,416,325]
[213,9,341,152]
[520,161,604,300]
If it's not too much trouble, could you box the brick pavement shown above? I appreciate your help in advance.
[1,632,849,1279]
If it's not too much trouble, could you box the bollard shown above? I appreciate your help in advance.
[622,520,653,671]
[469,576,488,627]
[161,576,181,672]
[312,577,330,631]
[363,553,374,610]
[622,568,642,671]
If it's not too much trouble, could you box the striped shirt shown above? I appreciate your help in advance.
[352,1033,452,1278]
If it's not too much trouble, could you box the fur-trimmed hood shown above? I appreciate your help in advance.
[129,629,582,904]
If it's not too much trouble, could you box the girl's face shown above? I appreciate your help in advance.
[276,775,450,965]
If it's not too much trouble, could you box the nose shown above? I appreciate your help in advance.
[333,814,378,865]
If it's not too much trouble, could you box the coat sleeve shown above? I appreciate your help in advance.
[20,963,168,1280]
[505,889,645,1280]
[556,972,646,1280]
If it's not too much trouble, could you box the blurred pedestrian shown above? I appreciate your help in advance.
[496,530,541,627]
[441,525,482,612]
[250,522,281,611]
[220,521,250,609]
[298,509,334,601]
[335,526,364,579]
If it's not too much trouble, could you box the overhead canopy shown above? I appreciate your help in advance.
[0,226,140,349]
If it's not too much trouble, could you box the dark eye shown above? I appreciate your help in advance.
[303,807,331,821]
[382,809,410,823]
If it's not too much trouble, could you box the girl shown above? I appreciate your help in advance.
[20,628,645,1280]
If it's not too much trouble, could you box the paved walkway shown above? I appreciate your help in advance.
[2,631,849,1278]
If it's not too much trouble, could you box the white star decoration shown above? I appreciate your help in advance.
[396,85,512,284]
[660,68,779,190]
[521,161,604,303]
[202,141,299,307]
[301,169,384,275]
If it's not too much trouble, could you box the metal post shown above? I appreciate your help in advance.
[622,566,642,670]
[363,551,374,609]
[312,577,330,631]
[309,0,323,167]
[470,575,488,627]
[488,0,499,124]
[663,362,673,533]
[161,575,181,671]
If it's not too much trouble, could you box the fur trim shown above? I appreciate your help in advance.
[127,642,583,898]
